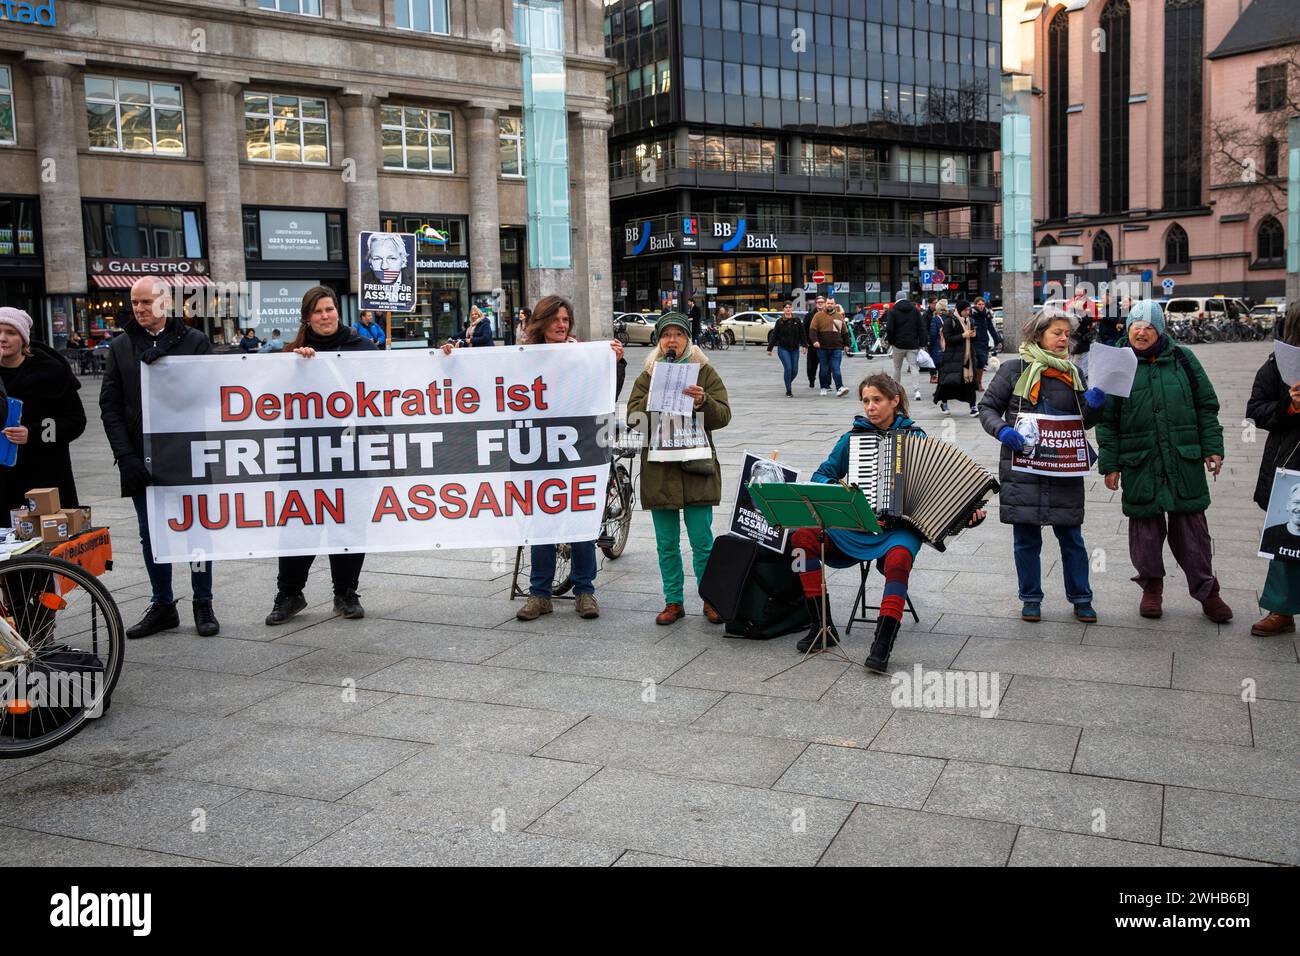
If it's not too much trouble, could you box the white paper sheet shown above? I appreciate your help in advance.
[1087,343,1138,398]
[1275,340,1300,387]
[647,362,701,416]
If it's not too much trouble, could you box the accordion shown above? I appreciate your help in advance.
[846,432,999,551]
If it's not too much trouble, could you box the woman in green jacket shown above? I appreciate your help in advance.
[1095,301,1232,623]
[627,312,732,625]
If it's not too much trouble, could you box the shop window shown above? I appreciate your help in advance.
[394,0,449,35]
[499,116,525,177]
[0,67,14,145]
[82,202,204,259]
[0,197,37,258]
[86,76,186,156]
[258,0,321,14]
[381,106,453,173]
[241,207,345,262]
[244,92,329,165]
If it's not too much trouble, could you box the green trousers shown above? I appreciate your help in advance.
[651,506,715,605]
[1261,557,1300,615]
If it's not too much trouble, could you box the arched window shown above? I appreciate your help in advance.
[1165,223,1190,267]
[1163,0,1204,209]
[1263,136,1280,178]
[1092,230,1114,266]
[1258,216,1284,262]
[1040,234,1058,247]
[1099,1,1130,214]
[1048,10,1069,220]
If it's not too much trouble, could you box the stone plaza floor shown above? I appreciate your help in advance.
[1,339,1296,866]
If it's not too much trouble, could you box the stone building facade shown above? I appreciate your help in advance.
[0,0,614,345]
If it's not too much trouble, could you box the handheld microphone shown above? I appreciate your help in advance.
[665,348,677,361]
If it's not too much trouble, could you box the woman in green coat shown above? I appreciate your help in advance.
[1095,301,1232,623]
[627,312,732,625]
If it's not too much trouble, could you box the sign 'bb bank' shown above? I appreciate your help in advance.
[0,1,56,25]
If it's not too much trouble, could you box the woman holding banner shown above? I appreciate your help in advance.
[451,306,494,349]
[264,287,378,627]
[979,309,1107,623]
[499,295,626,622]
[627,313,731,626]
[1095,301,1232,624]
[1246,303,1300,636]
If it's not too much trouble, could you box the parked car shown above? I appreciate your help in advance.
[720,310,782,345]
[618,311,661,345]
[1164,296,1250,322]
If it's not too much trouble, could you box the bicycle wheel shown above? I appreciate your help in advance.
[601,464,635,559]
[0,555,124,759]
[552,543,574,596]
[720,330,733,349]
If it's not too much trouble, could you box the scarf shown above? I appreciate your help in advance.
[1132,335,1166,361]
[304,324,354,350]
[955,314,974,383]
[1013,341,1084,402]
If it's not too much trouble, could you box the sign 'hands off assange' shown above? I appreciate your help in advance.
[141,345,616,562]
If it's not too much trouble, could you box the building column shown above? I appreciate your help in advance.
[196,79,246,287]
[570,112,613,340]
[339,92,382,289]
[27,59,86,296]
[466,105,503,299]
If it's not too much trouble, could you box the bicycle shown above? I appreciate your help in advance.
[0,552,125,758]
[700,325,730,350]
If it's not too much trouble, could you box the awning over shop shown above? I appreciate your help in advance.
[91,274,216,289]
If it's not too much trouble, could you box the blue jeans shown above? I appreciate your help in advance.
[132,493,213,604]
[1012,523,1092,605]
[530,541,596,598]
[776,347,799,392]
[817,348,843,389]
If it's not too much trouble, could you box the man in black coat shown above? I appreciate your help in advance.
[101,277,219,640]
[687,298,702,345]
[802,294,825,389]
[885,297,927,400]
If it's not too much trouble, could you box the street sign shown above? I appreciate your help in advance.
[832,281,849,293]
[1141,269,1153,282]
[811,270,826,284]
[672,263,682,282]
[918,243,935,271]
[1161,278,1176,294]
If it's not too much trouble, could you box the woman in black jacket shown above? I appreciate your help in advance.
[264,287,377,627]
[0,308,87,513]
[766,301,804,397]
[935,300,980,415]
[1246,304,1300,636]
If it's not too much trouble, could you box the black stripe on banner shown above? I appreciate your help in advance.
[144,416,610,487]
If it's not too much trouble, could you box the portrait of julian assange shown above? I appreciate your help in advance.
[1259,476,1300,562]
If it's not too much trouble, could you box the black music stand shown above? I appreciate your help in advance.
[748,481,880,664]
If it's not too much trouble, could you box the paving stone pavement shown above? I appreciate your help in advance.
[2,341,1296,867]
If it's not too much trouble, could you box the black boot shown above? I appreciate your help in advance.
[796,595,840,653]
[193,600,220,637]
[265,591,307,626]
[864,616,901,674]
[127,601,180,640]
[334,590,365,620]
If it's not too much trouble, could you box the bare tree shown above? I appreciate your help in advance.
[1208,46,1300,219]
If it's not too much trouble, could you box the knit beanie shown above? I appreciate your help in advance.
[1126,299,1166,335]
[654,311,691,338]
[0,307,32,344]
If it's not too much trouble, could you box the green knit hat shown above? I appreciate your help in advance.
[654,311,691,339]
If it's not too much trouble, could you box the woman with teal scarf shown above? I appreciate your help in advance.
[791,374,985,673]
[979,310,1107,622]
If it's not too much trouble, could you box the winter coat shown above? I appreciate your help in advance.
[1247,353,1300,512]
[357,321,386,347]
[885,300,927,349]
[937,315,976,387]
[238,334,262,353]
[459,318,494,348]
[927,312,945,367]
[802,308,819,347]
[627,353,731,510]
[767,316,803,353]
[810,310,850,350]
[970,306,1002,364]
[1095,338,1223,519]
[100,317,212,495]
[0,343,87,512]
[979,357,1102,526]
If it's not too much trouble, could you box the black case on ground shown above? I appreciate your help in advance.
[699,534,811,640]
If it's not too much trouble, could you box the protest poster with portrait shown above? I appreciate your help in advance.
[1009,413,1092,478]
[358,231,417,313]
[730,451,799,552]
[1258,468,1300,562]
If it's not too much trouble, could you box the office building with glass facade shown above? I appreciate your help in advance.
[607,0,1003,315]
[0,0,613,346]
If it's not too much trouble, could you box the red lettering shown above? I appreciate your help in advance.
[167,495,193,531]
[401,389,424,415]
[504,480,531,516]
[355,382,380,417]
[278,490,311,525]
[220,386,251,422]
[407,484,436,520]
[197,493,229,530]
[468,482,502,518]
[371,486,406,521]
[572,474,598,511]
[382,388,402,416]
[538,478,567,514]
[327,391,353,418]
[530,375,549,410]
[285,392,323,419]
[255,393,280,420]
[455,387,480,414]
[506,383,531,411]
[439,483,467,519]
[316,489,344,524]
[234,492,264,528]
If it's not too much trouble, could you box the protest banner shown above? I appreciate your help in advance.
[730,452,799,552]
[1258,468,1300,562]
[141,344,616,562]
[1010,413,1092,478]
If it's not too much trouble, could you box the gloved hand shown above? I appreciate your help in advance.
[997,426,1026,452]
[117,454,152,496]
[1082,387,1106,409]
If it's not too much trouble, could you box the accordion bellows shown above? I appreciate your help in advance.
[847,433,1000,551]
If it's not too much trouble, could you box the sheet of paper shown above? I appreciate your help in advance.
[1275,340,1300,387]
[1087,343,1138,398]
[647,362,700,416]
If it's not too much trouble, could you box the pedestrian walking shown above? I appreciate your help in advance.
[766,301,804,397]
[626,313,731,626]
[927,298,946,386]
[264,286,377,627]
[687,297,702,344]
[810,302,850,396]
[884,296,927,400]
[1246,303,1300,636]
[934,299,980,415]
[1095,300,1233,623]
[970,297,1003,391]
[979,309,1107,622]
[100,278,219,639]
[803,294,825,389]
